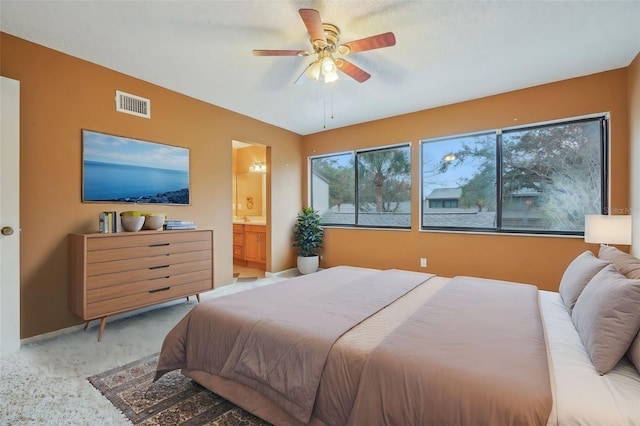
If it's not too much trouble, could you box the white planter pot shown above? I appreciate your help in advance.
[297,255,319,275]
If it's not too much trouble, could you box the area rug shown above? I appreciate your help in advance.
[88,353,270,425]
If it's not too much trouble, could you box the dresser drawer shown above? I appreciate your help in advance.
[86,280,211,319]
[87,230,210,251]
[87,269,212,303]
[86,259,212,290]
[87,250,211,277]
[87,240,211,263]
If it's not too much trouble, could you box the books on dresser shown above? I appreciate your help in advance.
[164,220,196,230]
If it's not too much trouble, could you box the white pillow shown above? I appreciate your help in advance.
[558,250,609,313]
[571,265,640,375]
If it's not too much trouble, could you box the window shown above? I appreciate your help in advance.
[421,116,607,235]
[311,144,411,228]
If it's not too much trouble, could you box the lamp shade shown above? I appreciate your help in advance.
[584,215,632,245]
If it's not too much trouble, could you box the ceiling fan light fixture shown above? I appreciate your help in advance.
[323,70,339,83]
[305,61,321,80]
[321,56,337,74]
[320,56,339,82]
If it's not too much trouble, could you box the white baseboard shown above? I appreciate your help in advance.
[266,267,300,278]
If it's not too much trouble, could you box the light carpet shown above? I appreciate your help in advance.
[0,273,291,425]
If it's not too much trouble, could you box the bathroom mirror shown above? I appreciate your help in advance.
[235,172,264,216]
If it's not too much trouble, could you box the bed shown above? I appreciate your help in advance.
[155,247,640,426]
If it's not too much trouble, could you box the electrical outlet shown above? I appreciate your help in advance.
[420,258,427,268]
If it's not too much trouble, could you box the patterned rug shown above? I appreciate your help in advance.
[88,353,271,425]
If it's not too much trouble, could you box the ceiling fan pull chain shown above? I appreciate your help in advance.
[323,100,326,129]
[331,92,334,120]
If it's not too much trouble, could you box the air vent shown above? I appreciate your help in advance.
[115,90,150,118]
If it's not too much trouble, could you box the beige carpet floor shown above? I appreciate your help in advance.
[0,272,292,425]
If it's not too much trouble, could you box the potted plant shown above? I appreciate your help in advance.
[292,207,324,274]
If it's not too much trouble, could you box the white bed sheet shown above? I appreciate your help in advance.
[540,290,640,425]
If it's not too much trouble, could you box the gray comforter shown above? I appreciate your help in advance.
[156,267,552,425]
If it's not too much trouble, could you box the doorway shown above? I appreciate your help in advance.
[232,140,269,280]
[1,76,21,356]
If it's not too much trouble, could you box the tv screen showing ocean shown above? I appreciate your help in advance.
[84,161,189,203]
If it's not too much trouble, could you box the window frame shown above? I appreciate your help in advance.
[310,142,412,229]
[420,114,609,236]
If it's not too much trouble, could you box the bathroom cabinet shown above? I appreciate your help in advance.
[232,224,266,270]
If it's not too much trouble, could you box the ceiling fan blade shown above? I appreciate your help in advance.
[338,32,396,54]
[253,50,309,56]
[335,59,371,83]
[299,9,327,48]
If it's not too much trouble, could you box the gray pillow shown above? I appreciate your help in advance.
[558,250,609,313]
[571,265,640,375]
[598,244,640,279]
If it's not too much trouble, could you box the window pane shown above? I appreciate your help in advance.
[501,120,602,232]
[357,145,412,228]
[310,153,355,225]
[421,133,496,229]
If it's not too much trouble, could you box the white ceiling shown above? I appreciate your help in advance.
[1,1,639,135]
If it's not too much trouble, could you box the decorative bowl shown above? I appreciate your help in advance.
[142,214,165,230]
[120,215,145,232]
[120,210,143,217]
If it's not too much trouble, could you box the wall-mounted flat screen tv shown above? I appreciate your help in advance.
[82,129,190,205]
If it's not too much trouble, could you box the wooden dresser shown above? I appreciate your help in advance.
[68,229,213,341]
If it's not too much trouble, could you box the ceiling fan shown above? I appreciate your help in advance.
[253,8,396,84]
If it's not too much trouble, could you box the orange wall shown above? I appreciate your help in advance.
[302,69,631,291]
[1,33,303,338]
[630,53,640,256]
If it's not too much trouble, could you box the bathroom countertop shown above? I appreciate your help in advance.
[233,220,267,226]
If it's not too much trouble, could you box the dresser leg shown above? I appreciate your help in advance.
[84,320,90,331]
[196,294,201,303]
[98,317,108,342]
